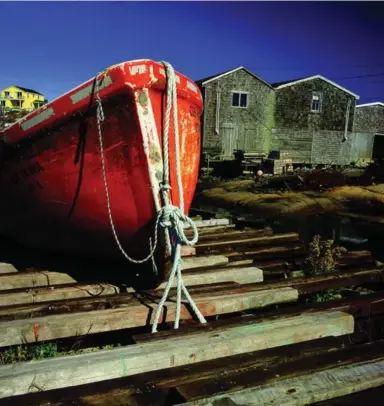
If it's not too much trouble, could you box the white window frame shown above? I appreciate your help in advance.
[231,90,249,108]
[311,91,322,113]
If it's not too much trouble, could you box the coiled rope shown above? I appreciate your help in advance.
[95,62,207,333]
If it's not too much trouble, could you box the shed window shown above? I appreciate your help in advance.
[232,92,248,108]
[311,92,322,112]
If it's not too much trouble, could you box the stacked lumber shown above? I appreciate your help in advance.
[0,218,383,405]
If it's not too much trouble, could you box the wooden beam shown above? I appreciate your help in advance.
[196,233,300,255]
[309,385,384,405]
[0,287,298,346]
[219,268,384,296]
[181,358,384,406]
[11,337,384,406]
[227,244,305,262]
[175,338,384,403]
[1,337,347,405]
[180,246,196,257]
[0,263,17,274]
[156,266,263,289]
[196,227,274,244]
[184,219,230,229]
[181,255,229,270]
[0,283,120,307]
[0,311,354,398]
[156,268,384,303]
[0,271,77,290]
[185,224,236,238]
[132,291,384,344]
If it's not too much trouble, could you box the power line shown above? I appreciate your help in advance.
[251,64,384,71]
[331,72,384,81]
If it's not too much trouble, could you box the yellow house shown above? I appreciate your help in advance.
[0,85,47,112]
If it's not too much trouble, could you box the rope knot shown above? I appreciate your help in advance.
[158,205,198,247]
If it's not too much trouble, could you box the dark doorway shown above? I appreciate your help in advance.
[372,134,384,159]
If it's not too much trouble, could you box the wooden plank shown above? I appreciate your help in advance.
[0,287,298,346]
[181,358,384,406]
[132,291,384,345]
[215,268,384,296]
[196,227,274,243]
[180,259,255,274]
[3,337,344,406]
[181,255,229,270]
[0,311,354,398]
[0,283,120,306]
[185,224,236,238]
[157,266,263,289]
[184,219,230,229]
[0,271,77,290]
[196,232,299,253]
[313,385,384,405]
[156,268,384,302]
[180,246,196,257]
[0,283,251,320]
[226,244,305,262]
[3,336,349,406]
[0,263,17,274]
[175,340,384,402]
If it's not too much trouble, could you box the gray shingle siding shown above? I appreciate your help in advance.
[198,69,275,157]
[274,78,356,132]
[354,105,384,134]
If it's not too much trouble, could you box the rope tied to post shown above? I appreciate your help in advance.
[95,61,207,333]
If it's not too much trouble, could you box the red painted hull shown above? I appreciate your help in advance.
[0,60,203,261]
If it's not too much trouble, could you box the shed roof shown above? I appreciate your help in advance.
[195,66,273,89]
[271,75,360,99]
[356,102,384,108]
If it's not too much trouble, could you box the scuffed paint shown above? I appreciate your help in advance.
[134,88,164,212]
[148,65,158,87]
[20,108,55,131]
[70,76,113,104]
[138,90,149,107]
[187,81,198,94]
[129,64,147,76]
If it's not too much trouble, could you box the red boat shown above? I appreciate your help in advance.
[0,60,203,265]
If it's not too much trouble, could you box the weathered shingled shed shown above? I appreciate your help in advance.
[195,67,275,159]
[354,102,384,160]
[271,75,360,165]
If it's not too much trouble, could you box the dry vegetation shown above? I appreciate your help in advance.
[197,180,384,218]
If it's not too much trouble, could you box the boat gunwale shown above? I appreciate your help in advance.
[2,60,203,147]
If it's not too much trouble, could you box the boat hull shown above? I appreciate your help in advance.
[0,60,203,262]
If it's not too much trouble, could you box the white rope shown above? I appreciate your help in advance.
[94,62,207,333]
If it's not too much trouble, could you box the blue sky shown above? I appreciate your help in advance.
[1,1,384,103]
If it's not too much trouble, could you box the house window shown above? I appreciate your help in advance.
[4,91,9,97]
[0,101,5,107]
[17,92,22,99]
[232,92,248,108]
[311,92,322,112]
